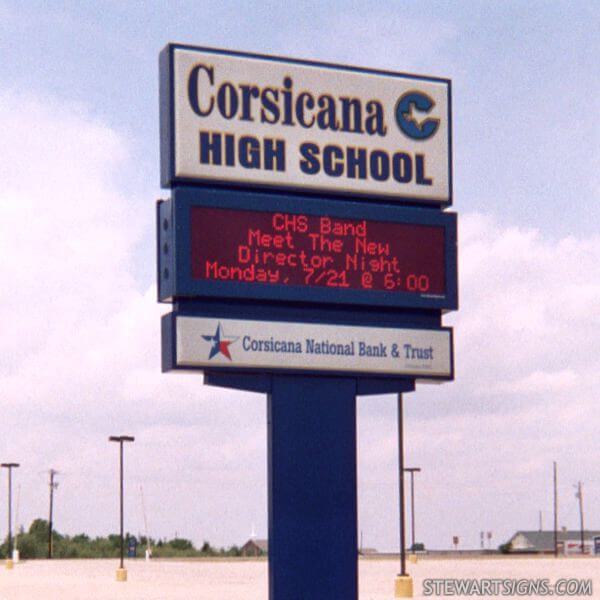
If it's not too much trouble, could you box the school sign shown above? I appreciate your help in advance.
[161,45,452,203]
[157,44,456,600]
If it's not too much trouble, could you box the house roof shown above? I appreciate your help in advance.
[509,530,600,551]
[242,538,268,552]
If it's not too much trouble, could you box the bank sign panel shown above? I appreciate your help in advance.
[165,315,453,379]
[160,45,452,204]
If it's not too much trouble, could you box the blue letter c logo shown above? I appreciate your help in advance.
[395,91,440,140]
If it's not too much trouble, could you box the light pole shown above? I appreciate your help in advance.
[404,467,421,552]
[109,436,135,581]
[394,394,413,597]
[1,463,20,570]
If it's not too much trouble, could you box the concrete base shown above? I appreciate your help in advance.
[5,559,14,570]
[409,553,418,564]
[395,575,413,598]
[116,567,127,582]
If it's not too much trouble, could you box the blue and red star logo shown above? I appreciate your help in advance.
[202,322,238,361]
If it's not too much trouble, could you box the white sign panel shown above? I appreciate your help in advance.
[174,316,452,378]
[161,45,452,204]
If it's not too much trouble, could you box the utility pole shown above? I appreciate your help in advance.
[553,462,558,557]
[14,484,21,562]
[109,435,135,581]
[48,469,59,559]
[404,467,421,551]
[539,510,543,532]
[1,463,20,569]
[575,482,585,554]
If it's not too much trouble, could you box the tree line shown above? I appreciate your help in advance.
[0,518,245,559]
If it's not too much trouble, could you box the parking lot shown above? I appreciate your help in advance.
[0,556,598,599]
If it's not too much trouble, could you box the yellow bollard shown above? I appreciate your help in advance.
[5,558,14,570]
[395,574,413,597]
[409,553,418,563]
[116,567,127,582]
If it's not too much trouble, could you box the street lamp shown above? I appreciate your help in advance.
[404,467,421,552]
[109,436,135,582]
[394,394,413,598]
[1,463,20,570]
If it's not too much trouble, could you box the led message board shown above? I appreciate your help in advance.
[157,187,457,310]
[160,44,452,204]
[190,207,445,294]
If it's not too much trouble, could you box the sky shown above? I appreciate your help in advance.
[0,1,599,553]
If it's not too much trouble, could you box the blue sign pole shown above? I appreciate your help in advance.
[268,375,358,599]
[205,370,415,600]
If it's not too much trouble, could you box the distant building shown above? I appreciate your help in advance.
[241,538,268,557]
[507,530,600,555]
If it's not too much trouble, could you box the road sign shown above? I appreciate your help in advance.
[160,44,452,204]
[157,187,457,310]
[127,537,137,558]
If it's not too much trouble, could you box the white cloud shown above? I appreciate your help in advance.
[358,212,600,550]
[275,11,457,73]
[0,93,137,369]
[451,213,600,387]
[489,369,579,395]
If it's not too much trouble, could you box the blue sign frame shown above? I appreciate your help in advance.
[159,43,453,206]
[158,186,458,311]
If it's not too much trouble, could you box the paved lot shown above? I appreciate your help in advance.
[0,556,598,599]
